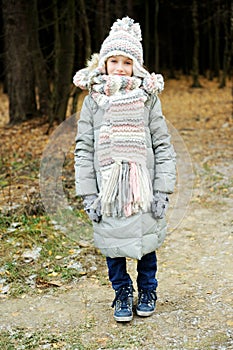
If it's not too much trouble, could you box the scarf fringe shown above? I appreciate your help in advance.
[95,162,153,217]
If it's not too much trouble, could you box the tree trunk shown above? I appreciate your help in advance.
[145,0,150,67]
[51,0,75,124]
[80,0,92,60]
[127,0,134,17]
[28,0,51,116]
[219,1,231,88]
[182,15,189,75]
[71,0,91,116]
[114,0,122,20]
[95,0,105,46]
[167,6,176,79]
[207,0,214,80]
[191,0,202,88]
[2,0,37,124]
[104,0,111,40]
[214,0,220,78]
[154,0,159,72]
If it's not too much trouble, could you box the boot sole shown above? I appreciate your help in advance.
[136,309,155,317]
[114,315,133,322]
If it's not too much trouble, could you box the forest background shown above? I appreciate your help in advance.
[0,0,232,125]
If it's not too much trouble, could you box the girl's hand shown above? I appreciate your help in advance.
[83,194,102,223]
[151,192,169,219]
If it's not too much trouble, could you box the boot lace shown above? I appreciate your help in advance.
[111,286,133,309]
[138,289,157,305]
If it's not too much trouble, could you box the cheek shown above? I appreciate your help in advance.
[127,66,133,76]
[106,62,114,75]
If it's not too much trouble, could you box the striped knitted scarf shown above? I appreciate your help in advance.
[73,66,164,217]
[93,75,151,217]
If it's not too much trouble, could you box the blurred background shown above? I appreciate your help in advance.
[0,0,232,125]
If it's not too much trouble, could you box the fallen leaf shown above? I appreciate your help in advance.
[48,280,63,287]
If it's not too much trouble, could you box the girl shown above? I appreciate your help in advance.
[73,17,176,322]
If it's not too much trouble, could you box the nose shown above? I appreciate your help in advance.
[116,61,124,72]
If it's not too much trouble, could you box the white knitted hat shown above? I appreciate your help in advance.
[73,17,164,92]
[98,17,147,77]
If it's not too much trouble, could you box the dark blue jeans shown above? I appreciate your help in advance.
[106,251,158,291]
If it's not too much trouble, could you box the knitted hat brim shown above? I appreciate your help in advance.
[98,52,148,78]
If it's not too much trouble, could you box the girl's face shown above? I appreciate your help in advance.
[106,55,133,77]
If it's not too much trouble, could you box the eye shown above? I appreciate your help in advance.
[125,60,133,65]
[109,58,117,63]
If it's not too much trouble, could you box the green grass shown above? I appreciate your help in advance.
[0,212,105,297]
[0,328,86,350]
[0,143,105,297]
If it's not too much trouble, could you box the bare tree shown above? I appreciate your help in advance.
[167,5,176,79]
[144,0,150,67]
[95,0,106,46]
[154,0,159,72]
[214,0,221,78]
[71,0,92,116]
[50,0,75,125]
[127,0,134,17]
[219,1,232,88]
[2,0,37,124]
[28,0,51,116]
[80,0,92,60]
[191,0,202,87]
[207,0,214,80]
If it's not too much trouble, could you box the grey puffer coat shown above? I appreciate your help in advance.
[74,94,176,259]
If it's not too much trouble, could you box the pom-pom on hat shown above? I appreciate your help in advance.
[98,17,145,77]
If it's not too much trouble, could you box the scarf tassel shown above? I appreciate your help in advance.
[97,162,152,217]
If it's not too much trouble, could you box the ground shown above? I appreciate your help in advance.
[0,76,232,349]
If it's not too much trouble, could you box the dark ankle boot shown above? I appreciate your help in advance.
[112,285,133,322]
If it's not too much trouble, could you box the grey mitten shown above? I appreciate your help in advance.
[83,194,102,223]
[151,191,169,219]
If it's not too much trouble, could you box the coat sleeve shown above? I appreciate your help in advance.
[74,96,98,196]
[149,95,176,194]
